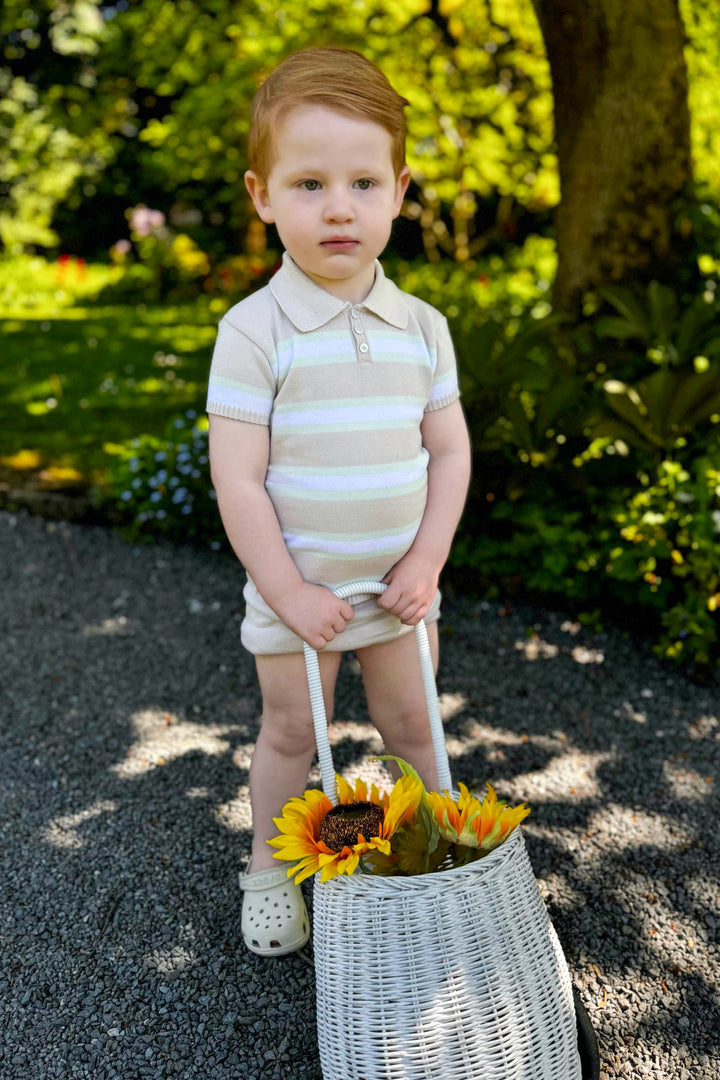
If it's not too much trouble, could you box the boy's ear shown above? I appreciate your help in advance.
[393,166,412,217]
[245,171,275,224]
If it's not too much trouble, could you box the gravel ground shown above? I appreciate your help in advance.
[1,508,718,1080]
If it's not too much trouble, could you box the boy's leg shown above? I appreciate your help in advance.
[249,649,342,871]
[354,624,441,792]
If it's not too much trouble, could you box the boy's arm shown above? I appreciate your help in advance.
[208,414,354,650]
[378,399,471,625]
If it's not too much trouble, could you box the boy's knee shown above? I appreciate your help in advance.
[379,702,432,745]
[260,704,330,757]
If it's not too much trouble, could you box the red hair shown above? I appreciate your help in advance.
[248,48,408,178]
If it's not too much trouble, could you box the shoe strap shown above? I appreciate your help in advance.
[239,865,294,892]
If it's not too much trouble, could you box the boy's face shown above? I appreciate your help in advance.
[245,105,410,303]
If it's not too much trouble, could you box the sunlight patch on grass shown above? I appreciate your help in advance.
[0,299,218,484]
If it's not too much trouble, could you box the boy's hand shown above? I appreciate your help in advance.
[379,553,439,626]
[273,583,354,651]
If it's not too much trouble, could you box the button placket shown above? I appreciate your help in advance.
[348,306,371,361]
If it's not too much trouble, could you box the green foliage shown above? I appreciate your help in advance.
[0,264,223,478]
[4,0,557,257]
[0,253,117,309]
[596,367,720,454]
[2,0,718,267]
[446,267,720,672]
[452,451,720,671]
[593,280,720,367]
[99,412,227,547]
[606,456,720,667]
[0,1,112,251]
[680,0,720,198]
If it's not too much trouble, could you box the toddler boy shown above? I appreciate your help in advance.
[207,47,471,955]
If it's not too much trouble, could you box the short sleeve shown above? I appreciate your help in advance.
[206,317,276,425]
[426,315,461,412]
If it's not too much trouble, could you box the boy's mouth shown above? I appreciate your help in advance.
[320,238,359,252]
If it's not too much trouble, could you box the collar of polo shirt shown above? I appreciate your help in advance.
[269,252,410,333]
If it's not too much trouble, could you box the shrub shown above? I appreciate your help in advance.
[605,454,720,667]
[448,266,720,672]
[97,412,226,549]
[452,450,720,671]
[0,254,118,312]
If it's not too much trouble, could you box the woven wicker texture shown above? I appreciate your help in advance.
[314,830,581,1080]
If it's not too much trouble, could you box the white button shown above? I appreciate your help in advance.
[353,324,363,335]
[351,308,361,318]
[358,342,369,354]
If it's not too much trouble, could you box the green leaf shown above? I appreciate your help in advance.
[503,395,534,451]
[597,285,651,339]
[662,370,720,430]
[535,378,582,432]
[594,316,646,341]
[647,280,677,347]
[676,299,716,359]
[600,391,665,448]
[638,368,680,438]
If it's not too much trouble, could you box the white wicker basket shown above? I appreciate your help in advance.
[304,581,582,1080]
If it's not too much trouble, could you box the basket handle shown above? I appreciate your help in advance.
[303,579,453,805]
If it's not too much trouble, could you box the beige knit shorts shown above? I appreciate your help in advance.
[240,576,441,655]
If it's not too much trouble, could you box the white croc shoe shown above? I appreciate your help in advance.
[239,863,310,957]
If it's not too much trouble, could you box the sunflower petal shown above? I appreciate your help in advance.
[336,775,354,803]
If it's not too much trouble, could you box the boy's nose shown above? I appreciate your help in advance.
[323,189,354,223]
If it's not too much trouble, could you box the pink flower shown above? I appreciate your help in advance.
[128,205,166,237]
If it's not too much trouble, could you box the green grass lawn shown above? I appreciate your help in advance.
[1,268,225,489]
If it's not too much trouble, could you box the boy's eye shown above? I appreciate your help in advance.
[299,180,321,191]
[354,178,375,190]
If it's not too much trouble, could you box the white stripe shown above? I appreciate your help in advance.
[276,336,355,375]
[429,372,458,403]
[266,459,428,492]
[369,336,432,361]
[206,381,272,417]
[271,403,424,428]
[284,523,421,556]
[274,333,431,375]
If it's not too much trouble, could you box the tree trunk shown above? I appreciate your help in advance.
[531,0,692,310]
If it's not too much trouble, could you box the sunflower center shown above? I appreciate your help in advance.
[318,801,385,852]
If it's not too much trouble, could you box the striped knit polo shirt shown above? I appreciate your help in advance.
[206,253,460,651]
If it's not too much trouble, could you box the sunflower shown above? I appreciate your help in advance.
[268,772,423,884]
[427,782,478,846]
[428,782,530,862]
